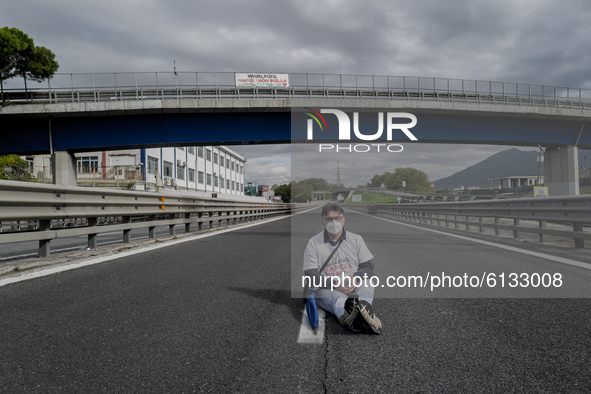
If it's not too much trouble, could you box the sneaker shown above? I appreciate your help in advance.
[355,300,382,334]
[338,293,359,328]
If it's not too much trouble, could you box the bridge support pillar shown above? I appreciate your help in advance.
[544,146,579,196]
[52,151,77,186]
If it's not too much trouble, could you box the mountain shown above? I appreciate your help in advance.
[433,148,591,190]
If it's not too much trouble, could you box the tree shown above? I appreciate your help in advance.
[367,172,396,189]
[391,167,431,191]
[0,154,34,181]
[291,178,340,202]
[0,27,59,99]
[368,167,431,192]
[272,183,291,202]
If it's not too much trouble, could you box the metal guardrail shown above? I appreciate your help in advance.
[403,194,506,202]
[348,195,591,248]
[0,180,306,257]
[2,72,591,110]
[371,188,534,202]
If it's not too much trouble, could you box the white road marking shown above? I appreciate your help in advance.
[297,306,325,344]
[354,211,591,270]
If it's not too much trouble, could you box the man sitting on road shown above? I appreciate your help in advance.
[303,203,382,334]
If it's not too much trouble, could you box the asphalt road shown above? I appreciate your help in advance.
[1,210,591,392]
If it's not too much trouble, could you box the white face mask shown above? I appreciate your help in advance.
[325,219,343,234]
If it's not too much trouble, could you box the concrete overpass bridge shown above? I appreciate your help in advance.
[2,72,591,195]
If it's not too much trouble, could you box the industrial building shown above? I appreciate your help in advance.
[25,145,246,194]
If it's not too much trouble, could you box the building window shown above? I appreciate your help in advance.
[163,161,173,177]
[220,157,224,167]
[189,168,195,182]
[198,171,204,184]
[147,156,158,174]
[240,165,243,175]
[25,156,34,171]
[220,177,224,189]
[231,162,235,172]
[214,153,218,164]
[214,176,218,187]
[177,164,185,180]
[226,159,230,169]
[188,147,195,155]
[206,173,212,185]
[240,183,243,191]
[77,156,98,173]
[232,181,235,190]
[226,179,230,189]
[198,147,203,158]
[206,149,211,161]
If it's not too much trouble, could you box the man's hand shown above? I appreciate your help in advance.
[334,275,356,295]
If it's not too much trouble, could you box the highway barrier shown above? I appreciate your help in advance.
[348,195,591,248]
[0,180,308,257]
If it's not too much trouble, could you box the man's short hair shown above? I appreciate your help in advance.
[321,203,344,218]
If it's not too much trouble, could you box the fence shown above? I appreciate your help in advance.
[28,165,148,189]
[3,72,591,110]
[0,180,309,257]
[25,165,240,193]
[348,195,591,248]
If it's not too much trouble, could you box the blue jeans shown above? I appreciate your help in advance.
[314,284,374,327]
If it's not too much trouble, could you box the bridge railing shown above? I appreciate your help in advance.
[347,195,591,248]
[2,72,591,110]
[0,180,308,258]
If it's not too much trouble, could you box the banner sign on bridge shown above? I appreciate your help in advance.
[235,73,289,87]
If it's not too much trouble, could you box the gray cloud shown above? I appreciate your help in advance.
[4,0,589,84]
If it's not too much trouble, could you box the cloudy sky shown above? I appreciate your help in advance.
[3,0,590,186]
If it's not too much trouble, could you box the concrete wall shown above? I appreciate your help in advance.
[544,146,580,196]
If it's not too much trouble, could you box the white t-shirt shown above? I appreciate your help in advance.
[303,229,374,277]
